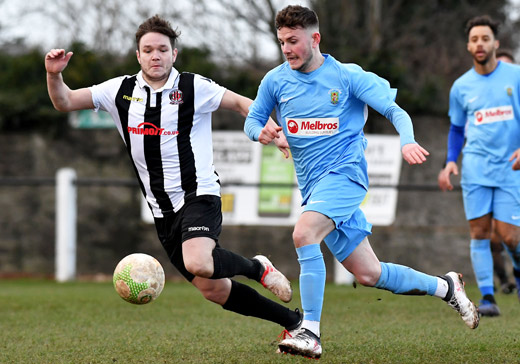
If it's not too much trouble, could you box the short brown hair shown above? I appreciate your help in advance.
[275,5,319,30]
[135,15,180,49]
[465,15,499,37]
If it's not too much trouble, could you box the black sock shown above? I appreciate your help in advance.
[210,247,263,280]
[222,280,300,329]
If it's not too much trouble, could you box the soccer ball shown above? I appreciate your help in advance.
[113,253,165,304]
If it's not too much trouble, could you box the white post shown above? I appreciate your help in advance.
[334,259,355,285]
[55,168,77,282]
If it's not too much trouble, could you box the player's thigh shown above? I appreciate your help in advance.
[182,236,217,271]
[468,213,493,239]
[305,171,371,262]
[154,212,195,281]
[493,186,520,246]
[293,211,335,247]
[494,220,520,248]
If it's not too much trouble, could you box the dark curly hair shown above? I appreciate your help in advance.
[465,15,499,37]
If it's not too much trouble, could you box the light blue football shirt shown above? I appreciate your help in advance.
[245,54,416,200]
[449,61,520,186]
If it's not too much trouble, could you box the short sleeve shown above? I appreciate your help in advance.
[448,84,466,127]
[193,75,226,114]
[90,76,127,112]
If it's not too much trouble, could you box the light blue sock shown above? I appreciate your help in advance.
[375,262,437,295]
[296,244,326,322]
[504,243,520,271]
[470,239,494,297]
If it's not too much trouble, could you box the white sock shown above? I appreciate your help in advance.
[302,320,320,337]
[434,277,450,299]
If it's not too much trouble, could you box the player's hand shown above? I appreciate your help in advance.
[258,124,281,145]
[438,162,458,191]
[509,148,520,171]
[45,49,73,74]
[272,129,290,159]
[401,143,429,165]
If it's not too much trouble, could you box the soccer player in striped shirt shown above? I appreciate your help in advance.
[45,15,302,345]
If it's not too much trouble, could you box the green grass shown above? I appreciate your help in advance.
[0,279,518,364]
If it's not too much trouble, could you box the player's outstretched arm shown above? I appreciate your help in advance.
[221,90,290,157]
[45,49,94,112]
[438,162,458,191]
[401,143,429,165]
[510,148,520,171]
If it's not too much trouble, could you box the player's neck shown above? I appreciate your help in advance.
[473,57,498,75]
[303,53,325,73]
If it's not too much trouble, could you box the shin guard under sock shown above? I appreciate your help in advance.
[470,239,494,297]
[296,244,326,323]
[375,262,437,295]
[222,280,300,329]
[210,247,261,280]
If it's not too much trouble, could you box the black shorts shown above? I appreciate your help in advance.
[154,195,222,281]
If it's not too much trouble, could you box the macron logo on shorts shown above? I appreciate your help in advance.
[188,226,210,232]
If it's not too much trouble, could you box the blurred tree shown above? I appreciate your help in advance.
[1,0,519,132]
[3,0,185,54]
[0,46,61,132]
[311,0,519,119]
[195,0,285,64]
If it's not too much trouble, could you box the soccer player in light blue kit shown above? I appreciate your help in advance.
[244,5,479,359]
[439,15,520,317]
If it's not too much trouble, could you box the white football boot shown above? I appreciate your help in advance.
[278,328,322,359]
[443,272,479,329]
[253,255,292,303]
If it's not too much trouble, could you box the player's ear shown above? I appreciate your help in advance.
[136,49,141,64]
[312,32,321,48]
[172,48,178,63]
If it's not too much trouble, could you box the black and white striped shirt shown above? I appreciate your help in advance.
[90,68,226,217]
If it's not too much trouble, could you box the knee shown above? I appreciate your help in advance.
[292,226,309,248]
[293,225,321,248]
[471,226,491,240]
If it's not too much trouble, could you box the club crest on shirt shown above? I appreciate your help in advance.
[328,89,341,105]
[169,89,184,105]
[506,86,513,97]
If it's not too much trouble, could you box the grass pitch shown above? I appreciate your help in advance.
[0,279,518,364]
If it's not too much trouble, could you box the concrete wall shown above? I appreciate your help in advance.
[0,115,489,282]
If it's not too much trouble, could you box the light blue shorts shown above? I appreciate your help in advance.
[303,167,372,262]
[462,183,520,226]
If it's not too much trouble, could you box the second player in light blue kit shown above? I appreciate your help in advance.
[245,5,479,359]
[439,15,520,317]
